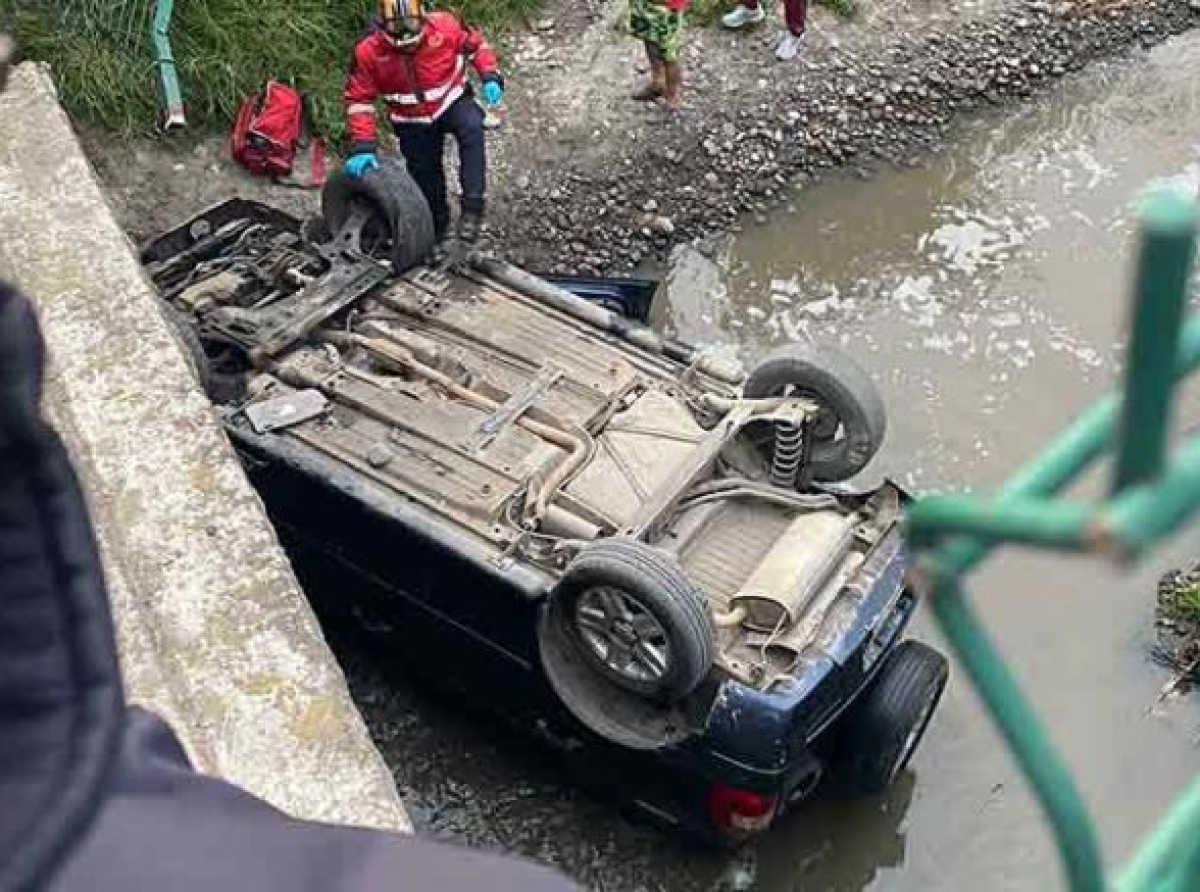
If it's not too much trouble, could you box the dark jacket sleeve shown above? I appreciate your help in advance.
[51,708,579,892]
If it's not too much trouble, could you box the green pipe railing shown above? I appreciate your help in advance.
[905,188,1200,891]
[1112,193,1195,491]
[150,0,185,130]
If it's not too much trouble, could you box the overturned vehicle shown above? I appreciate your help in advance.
[142,161,948,841]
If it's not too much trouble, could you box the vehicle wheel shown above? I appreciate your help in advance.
[321,156,436,271]
[162,304,211,394]
[837,641,948,796]
[548,539,715,702]
[743,341,887,483]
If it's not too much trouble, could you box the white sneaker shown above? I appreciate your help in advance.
[774,30,806,61]
[721,4,767,29]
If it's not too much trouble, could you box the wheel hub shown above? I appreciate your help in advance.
[612,618,637,642]
[575,586,672,685]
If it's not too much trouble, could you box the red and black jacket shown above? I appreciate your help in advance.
[344,12,502,154]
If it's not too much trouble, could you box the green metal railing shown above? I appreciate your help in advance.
[905,188,1200,890]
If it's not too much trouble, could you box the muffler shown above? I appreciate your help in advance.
[730,511,857,633]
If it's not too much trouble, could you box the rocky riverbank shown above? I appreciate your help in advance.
[82,0,1200,276]
[1155,565,1200,692]
[490,0,1200,274]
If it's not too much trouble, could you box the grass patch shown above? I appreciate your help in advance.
[1152,569,1200,694]
[688,0,856,27]
[1169,579,1200,623]
[8,0,851,138]
[5,0,541,140]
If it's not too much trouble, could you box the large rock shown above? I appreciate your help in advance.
[0,63,409,832]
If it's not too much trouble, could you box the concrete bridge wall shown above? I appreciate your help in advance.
[0,62,410,832]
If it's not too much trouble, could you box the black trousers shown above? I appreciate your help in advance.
[394,94,486,239]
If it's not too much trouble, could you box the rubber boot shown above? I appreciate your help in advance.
[458,211,483,245]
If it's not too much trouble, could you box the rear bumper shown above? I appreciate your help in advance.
[695,530,912,768]
[645,546,917,838]
[629,637,917,843]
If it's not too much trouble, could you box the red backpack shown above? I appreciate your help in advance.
[231,81,325,185]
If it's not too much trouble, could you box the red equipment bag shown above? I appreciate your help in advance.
[231,81,325,184]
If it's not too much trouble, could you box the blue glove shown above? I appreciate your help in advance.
[344,152,379,180]
[482,80,504,107]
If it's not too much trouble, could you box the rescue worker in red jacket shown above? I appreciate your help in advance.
[343,0,504,244]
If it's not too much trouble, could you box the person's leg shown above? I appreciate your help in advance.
[774,0,808,60]
[662,61,682,109]
[784,0,808,34]
[722,0,766,29]
[634,42,667,100]
[658,9,684,108]
[630,0,665,100]
[442,96,487,238]
[395,122,450,239]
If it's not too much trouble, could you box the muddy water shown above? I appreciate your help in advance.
[344,33,1200,892]
[658,31,1200,889]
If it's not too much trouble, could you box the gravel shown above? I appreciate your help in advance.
[489,0,1200,275]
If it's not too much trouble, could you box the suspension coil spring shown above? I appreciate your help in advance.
[770,421,804,488]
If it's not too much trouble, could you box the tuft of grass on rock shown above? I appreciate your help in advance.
[1170,578,1200,622]
[1152,568,1200,691]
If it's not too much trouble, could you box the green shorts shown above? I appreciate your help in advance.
[629,0,685,63]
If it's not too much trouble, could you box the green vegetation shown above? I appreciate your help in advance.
[5,0,853,138]
[1152,569,1200,688]
[1168,577,1200,623]
[4,0,541,139]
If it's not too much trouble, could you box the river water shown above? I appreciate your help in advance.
[345,31,1200,892]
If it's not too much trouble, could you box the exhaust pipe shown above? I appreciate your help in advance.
[473,258,745,386]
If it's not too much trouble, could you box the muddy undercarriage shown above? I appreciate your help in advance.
[143,175,925,762]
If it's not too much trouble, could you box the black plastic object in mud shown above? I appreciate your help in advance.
[321,156,436,271]
[743,341,888,483]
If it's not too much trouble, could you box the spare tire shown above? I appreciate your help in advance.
[743,341,887,483]
[546,539,714,703]
[321,156,436,271]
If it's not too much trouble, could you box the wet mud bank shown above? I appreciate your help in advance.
[1155,566,1200,692]
[497,0,1200,275]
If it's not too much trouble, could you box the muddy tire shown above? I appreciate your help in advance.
[321,156,436,271]
[744,341,887,483]
[836,641,948,796]
[548,539,715,702]
[162,304,211,393]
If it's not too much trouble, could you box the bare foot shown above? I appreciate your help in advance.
[632,82,664,101]
[658,93,682,111]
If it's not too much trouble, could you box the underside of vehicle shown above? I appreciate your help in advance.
[142,163,945,828]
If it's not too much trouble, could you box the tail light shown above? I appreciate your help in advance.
[708,782,779,833]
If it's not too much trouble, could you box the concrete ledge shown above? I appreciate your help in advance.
[0,63,410,832]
